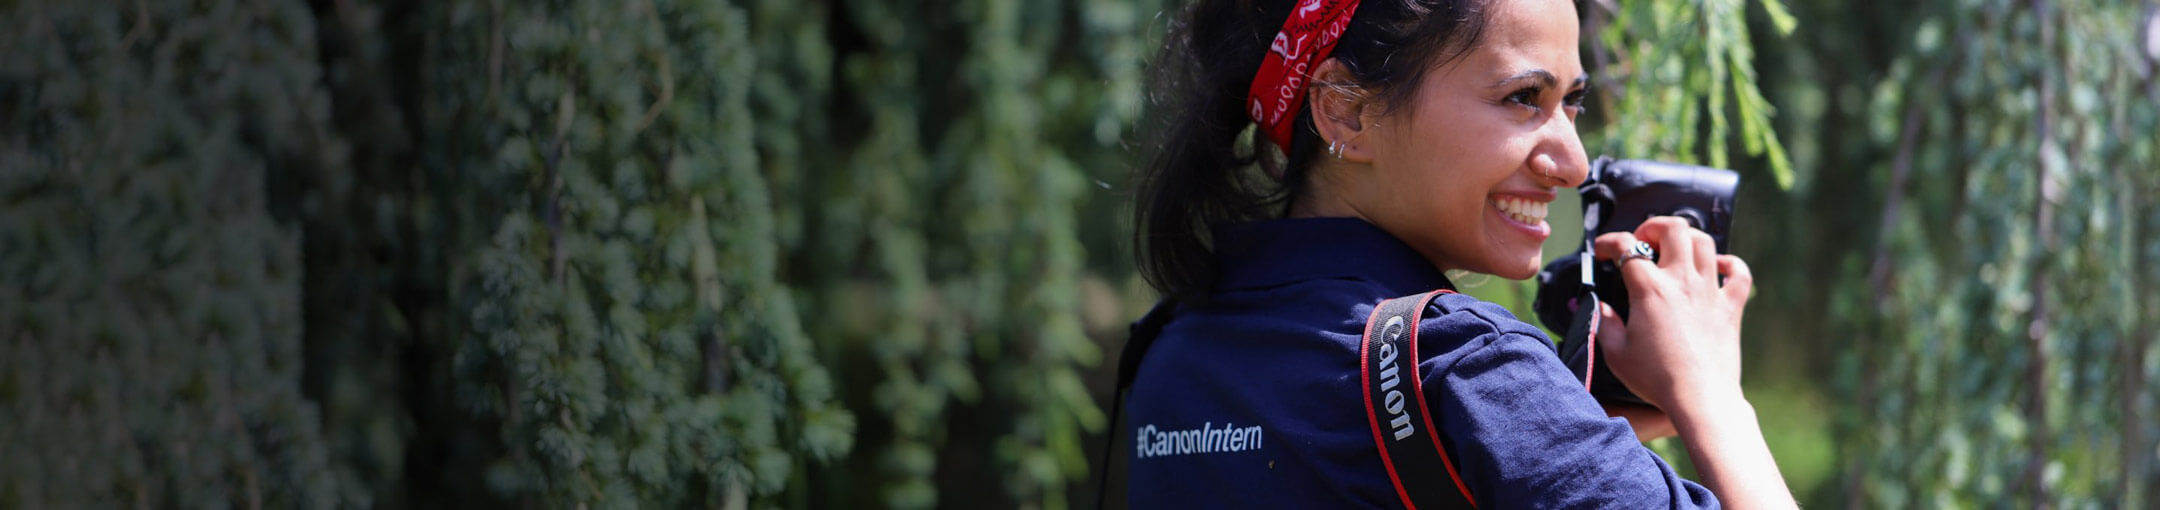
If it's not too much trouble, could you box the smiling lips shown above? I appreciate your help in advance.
[1491,196,1549,225]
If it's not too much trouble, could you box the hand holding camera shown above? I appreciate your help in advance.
[1589,218,1754,412]
[1533,157,1749,408]
[1533,159,1792,507]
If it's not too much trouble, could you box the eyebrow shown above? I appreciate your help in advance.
[1491,69,1590,89]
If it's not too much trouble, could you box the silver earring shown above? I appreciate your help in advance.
[1328,141,1342,157]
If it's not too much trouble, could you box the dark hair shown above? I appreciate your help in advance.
[1133,0,1493,298]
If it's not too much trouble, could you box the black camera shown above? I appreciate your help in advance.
[1532,157,1739,407]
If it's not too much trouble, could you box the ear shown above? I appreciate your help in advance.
[1308,58,1377,163]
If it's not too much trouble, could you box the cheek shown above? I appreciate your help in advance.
[1413,103,1519,164]
[1376,107,1522,214]
[1412,123,1519,192]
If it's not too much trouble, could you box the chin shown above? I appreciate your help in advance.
[1477,258,1541,281]
[1495,264,1539,281]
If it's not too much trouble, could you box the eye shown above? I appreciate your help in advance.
[1563,89,1588,114]
[1505,86,1543,110]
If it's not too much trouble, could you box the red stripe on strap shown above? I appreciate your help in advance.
[1583,303,1599,391]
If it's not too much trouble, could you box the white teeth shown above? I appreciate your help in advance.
[1492,197,1548,224]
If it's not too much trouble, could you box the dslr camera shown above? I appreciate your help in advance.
[1532,157,1739,407]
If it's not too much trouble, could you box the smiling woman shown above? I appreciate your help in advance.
[1294,0,1590,280]
[1120,0,1797,507]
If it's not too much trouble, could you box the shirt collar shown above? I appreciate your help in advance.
[1215,217,1455,296]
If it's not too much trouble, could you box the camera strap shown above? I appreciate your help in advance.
[1097,297,1178,509]
[1361,290,1478,509]
[1563,240,1603,391]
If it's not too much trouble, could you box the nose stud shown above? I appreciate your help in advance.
[1531,153,1560,183]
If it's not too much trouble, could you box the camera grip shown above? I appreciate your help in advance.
[1537,254,1652,407]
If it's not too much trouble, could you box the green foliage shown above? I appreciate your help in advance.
[0,0,355,506]
[5,0,860,506]
[1829,1,2160,506]
[1588,0,1798,187]
[425,0,851,505]
[764,1,1164,507]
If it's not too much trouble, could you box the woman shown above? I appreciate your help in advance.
[1122,0,1796,507]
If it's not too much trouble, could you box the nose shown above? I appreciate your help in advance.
[1529,112,1589,188]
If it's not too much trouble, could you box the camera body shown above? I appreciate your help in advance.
[1532,157,1739,407]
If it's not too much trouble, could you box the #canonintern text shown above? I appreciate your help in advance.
[1135,422,1264,458]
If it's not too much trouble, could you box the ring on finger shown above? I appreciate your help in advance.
[1618,241,1657,265]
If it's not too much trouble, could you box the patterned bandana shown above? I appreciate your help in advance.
[1246,0,1364,150]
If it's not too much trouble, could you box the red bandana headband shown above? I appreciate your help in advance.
[1247,0,1365,150]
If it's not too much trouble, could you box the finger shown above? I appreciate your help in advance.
[1594,300,1627,351]
[1593,232,1659,285]
[1717,254,1754,307]
[1592,231,1637,260]
[1689,228,1717,281]
[1634,217,1696,272]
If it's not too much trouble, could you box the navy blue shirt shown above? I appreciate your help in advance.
[1125,217,1718,508]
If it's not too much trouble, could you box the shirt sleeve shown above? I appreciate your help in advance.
[1428,331,1722,509]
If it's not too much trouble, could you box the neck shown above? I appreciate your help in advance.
[1288,160,1364,220]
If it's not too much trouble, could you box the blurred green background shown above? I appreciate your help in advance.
[3,0,2155,507]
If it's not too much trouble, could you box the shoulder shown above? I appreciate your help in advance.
[1428,292,1548,337]
[1404,294,1708,507]
[1408,291,1555,364]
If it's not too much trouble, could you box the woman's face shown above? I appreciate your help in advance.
[1341,0,1590,280]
